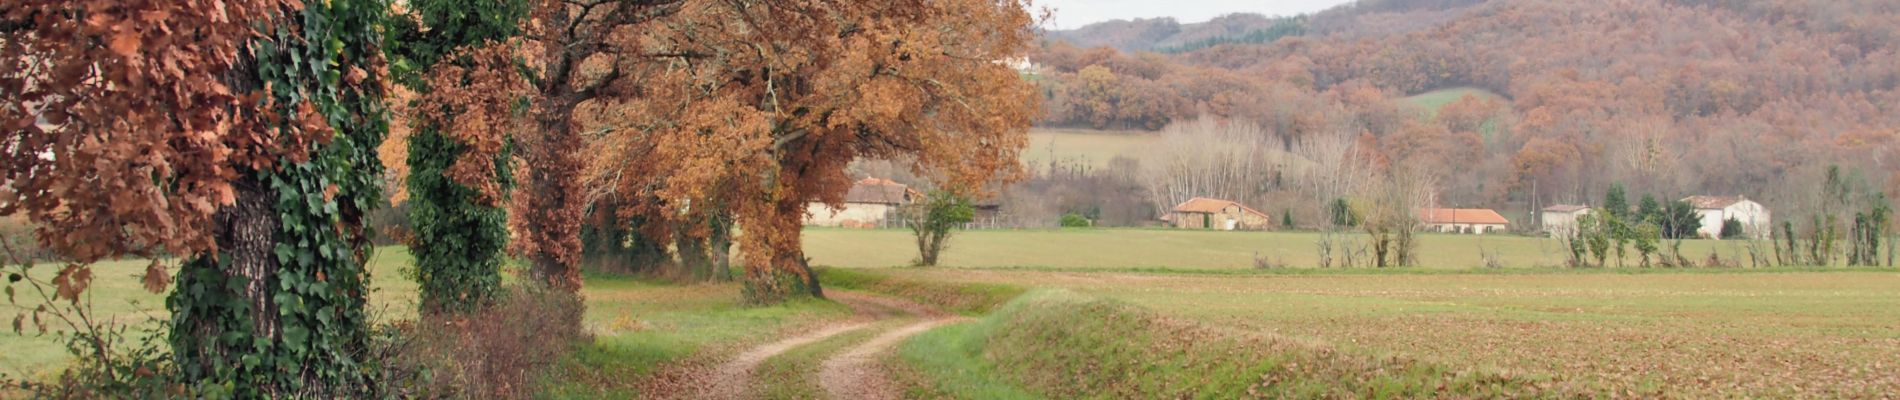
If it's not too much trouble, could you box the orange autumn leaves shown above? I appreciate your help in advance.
[413,44,530,206]
[582,0,1038,287]
[1,0,329,296]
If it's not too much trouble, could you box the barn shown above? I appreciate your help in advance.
[1167,197,1272,231]
[803,178,918,228]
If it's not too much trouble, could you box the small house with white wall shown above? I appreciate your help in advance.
[1417,208,1510,234]
[804,178,918,228]
[1682,195,1770,239]
[1541,205,1591,238]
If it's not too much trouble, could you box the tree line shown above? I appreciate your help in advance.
[1,0,1036,395]
[1029,0,1900,220]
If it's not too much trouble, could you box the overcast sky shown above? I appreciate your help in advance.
[1036,0,1357,28]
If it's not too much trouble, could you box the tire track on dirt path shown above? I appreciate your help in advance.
[818,316,966,400]
[689,290,938,399]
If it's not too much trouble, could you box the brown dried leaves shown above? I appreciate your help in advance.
[0,0,320,267]
[413,43,530,206]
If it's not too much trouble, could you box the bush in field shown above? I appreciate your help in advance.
[904,190,976,267]
[1720,218,1745,240]
[1059,213,1093,228]
[386,285,585,398]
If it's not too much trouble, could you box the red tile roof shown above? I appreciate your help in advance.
[842,178,915,204]
[1416,208,1510,225]
[1171,197,1269,218]
[1542,204,1590,213]
[1682,195,1745,209]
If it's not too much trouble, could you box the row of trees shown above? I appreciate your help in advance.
[1031,0,1900,218]
[2,0,1036,395]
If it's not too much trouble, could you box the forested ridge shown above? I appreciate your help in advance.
[1030,0,1900,212]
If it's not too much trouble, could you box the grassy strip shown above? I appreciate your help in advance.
[539,276,853,398]
[893,322,1042,400]
[922,290,1591,399]
[753,318,908,399]
[819,267,1025,315]
[919,264,1900,277]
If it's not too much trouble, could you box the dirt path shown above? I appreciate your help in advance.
[687,291,951,400]
[817,317,965,400]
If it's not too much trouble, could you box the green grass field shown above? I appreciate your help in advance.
[1021,128,1158,170]
[8,232,1897,398]
[805,228,1752,270]
[3,248,851,398]
[1402,87,1506,118]
[0,247,419,379]
[857,268,1900,398]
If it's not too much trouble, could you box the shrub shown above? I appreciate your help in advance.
[1252,252,1286,269]
[1058,213,1091,228]
[384,285,587,398]
[1719,218,1745,239]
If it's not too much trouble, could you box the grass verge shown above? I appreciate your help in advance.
[894,321,1041,399]
[909,290,1588,399]
[538,275,853,398]
[819,267,1025,315]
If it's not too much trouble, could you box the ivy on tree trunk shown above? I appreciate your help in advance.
[167,0,391,395]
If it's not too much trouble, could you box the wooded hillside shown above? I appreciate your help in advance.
[1030,0,1900,214]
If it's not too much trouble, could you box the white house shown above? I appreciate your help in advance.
[1416,208,1511,234]
[1541,204,1591,238]
[1682,195,1770,239]
[804,178,918,228]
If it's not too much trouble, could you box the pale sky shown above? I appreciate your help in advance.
[1035,0,1358,28]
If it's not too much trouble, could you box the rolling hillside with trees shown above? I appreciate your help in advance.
[1028,0,1900,231]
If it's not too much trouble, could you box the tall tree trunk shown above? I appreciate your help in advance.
[710,220,733,280]
[171,176,280,390]
[521,96,586,290]
[742,197,823,303]
[675,231,711,279]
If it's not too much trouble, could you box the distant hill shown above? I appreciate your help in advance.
[1041,0,1492,52]
[1043,14,1305,53]
[1028,0,1900,214]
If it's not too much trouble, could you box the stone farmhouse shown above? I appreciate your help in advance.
[1167,197,1272,231]
[804,178,918,228]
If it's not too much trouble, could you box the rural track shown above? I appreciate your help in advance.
[691,290,955,400]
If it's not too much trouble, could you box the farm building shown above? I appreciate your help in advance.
[1167,197,1272,231]
[1417,208,1510,234]
[804,178,918,228]
[1541,205,1591,238]
[1682,195,1770,239]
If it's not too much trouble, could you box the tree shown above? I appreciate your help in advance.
[1329,198,1359,227]
[1140,117,1276,220]
[1658,200,1701,239]
[513,0,686,292]
[5,0,393,394]
[905,190,976,267]
[1583,214,1613,268]
[1633,221,1662,268]
[1355,170,1434,268]
[1603,183,1629,220]
[1637,194,1663,225]
[1282,209,1296,230]
[1719,218,1745,240]
[589,0,1038,303]
[386,0,528,315]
